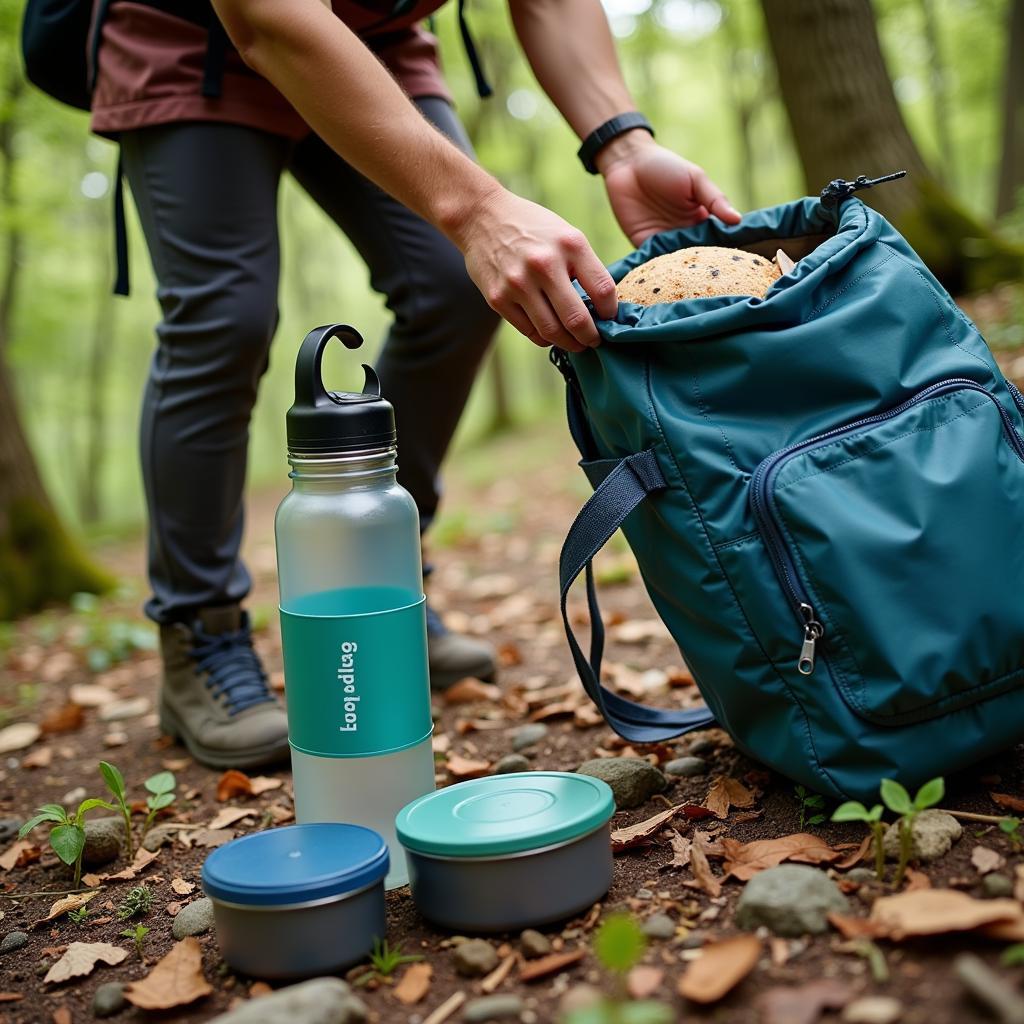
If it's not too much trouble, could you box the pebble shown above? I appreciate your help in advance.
[206,977,366,1024]
[881,810,962,863]
[983,873,1015,899]
[519,929,551,959]
[688,737,717,756]
[735,865,849,936]
[103,731,129,748]
[841,996,904,1024]
[93,981,127,1018]
[679,932,704,949]
[843,867,877,884]
[142,823,180,853]
[0,931,27,954]
[664,756,708,778]
[641,913,676,940]
[575,758,667,810]
[463,995,524,1022]
[453,939,499,977]
[99,697,151,722]
[511,723,549,752]
[0,818,21,845]
[494,754,531,775]
[82,817,124,868]
[559,985,602,1016]
[172,897,214,939]
[62,786,87,807]
[956,953,1024,1024]
[0,722,41,755]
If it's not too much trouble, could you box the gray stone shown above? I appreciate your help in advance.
[641,913,676,940]
[688,738,717,756]
[511,724,548,752]
[559,985,602,1016]
[172,897,214,939]
[842,996,904,1024]
[82,817,123,868]
[0,818,21,845]
[983,873,1015,899]
[519,929,550,959]
[207,978,366,1024]
[664,756,708,778]
[494,754,531,775]
[62,787,87,807]
[463,994,524,1022]
[956,953,1024,1024]
[0,931,27,954]
[575,758,666,810]
[843,867,877,884]
[453,939,499,978]
[99,697,151,722]
[735,865,849,937]
[93,981,127,1018]
[881,810,962,863]
[142,823,179,853]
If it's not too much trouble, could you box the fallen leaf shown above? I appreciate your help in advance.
[611,807,679,852]
[573,704,604,728]
[755,978,853,1024]
[45,942,128,984]
[69,684,116,707]
[678,935,761,1003]
[990,792,1024,814]
[446,754,490,780]
[971,846,1005,876]
[189,829,235,849]
[0,840,42,871]
[52,1006,72,1024]
[39,704,85,735]
[705,776,756,819]
[208,807,256,831]
[627,965,664,999]
[103,847,160,881]
[519,949,585,982]
[904,868,932,891]
[165,902,182,917]
[529,700,580,722]
[611,619,669,643]
[0,722,41,754]
[217,769,253,801]
[663,830,691,870]
[685,830,721,898]
[124,938,212,1010]
[717,833,845,881]
[162,758,191,772]
[835,835,872,870]
[393,962,432,1005]
[248,776,284,796]
[22,746,53,769]
[828,913,880,939]
[869,889,1023,939]
[40,891,99,924]
[267,805,295,826]
[443,678,502,704]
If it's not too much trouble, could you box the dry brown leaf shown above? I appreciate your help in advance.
[171,877,196,896]
[248,776,284,796]
[529,700,581,722]
[40,891,100,924]
[103,847,160,881]
[718,833,844,881]
[835,835,872,870]
[124,938,212,1010]
[0,840,41,871]
[446,753,490,780]
[627,965,664,999]
[611,807,678,852]
[393,962,432,1005]
[267,805,295,826]
[990,792,1024,813]
[686,831,722,898]
[869,889,1023,939]
[705,776,756,819]
[678,935,761,1003]
[904,868,932,892]
[443,678,501,704]
[971,846,1005,876]
[165,902,182,917]
[22,746,53,769]
[827,913,879,939]
[611,619,668,643]
[217,769,253,801]
[755,978,853,1024]
[189,829,235,849]
[208,807,256,831]
[44,942,128,984]
[52,1006,72,1024]
[40,703,85,735]
[520,949,585,982]
[573,704,604,729]
[663,830,691,870]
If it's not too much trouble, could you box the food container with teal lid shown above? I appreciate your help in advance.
[201,822,388,978]
[396,772,615,932]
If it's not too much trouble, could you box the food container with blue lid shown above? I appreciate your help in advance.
[201,822,388,978]
[396,772,615,932]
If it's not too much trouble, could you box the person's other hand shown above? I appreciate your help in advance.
[597,130,741,246]
[454,188,618,352]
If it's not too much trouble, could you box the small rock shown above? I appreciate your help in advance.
[679,932,704,949]
[559,985,602,1016]
[881,810,962,863]
[664,756,708,778]
[519,929,550,959]
[82,817,123,868]
[93,981,127,1018]
[0,722,41,755]
[0,931,28,954]
[688,737,717,756]
[576,758,666,810]
[956,953,1024,1024]
[511,723,548,752]
[641,913,676,940]
[142,823,180,853]
[494,754,531,775]
[453,939,499,978]
[206,977,366,1024]
[463,994,524,1022]
[172,897,214,939]
[735,865,849,937]
[842,996,904,1024]
[634,888,653,900]
[62,786,87,807]
[983,873,1015,899]
[0,818,21,845]
[843,867,877,884]
[103,731,129,748]
[99,697,151,723]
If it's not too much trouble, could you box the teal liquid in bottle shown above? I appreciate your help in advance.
[275,324,435,889]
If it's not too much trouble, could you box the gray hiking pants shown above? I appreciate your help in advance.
[121,99,500,624]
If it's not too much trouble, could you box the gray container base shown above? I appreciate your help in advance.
[210,883,385,980]
[405,824,613,933]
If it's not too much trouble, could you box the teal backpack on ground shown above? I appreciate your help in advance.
[555,193,1024,802]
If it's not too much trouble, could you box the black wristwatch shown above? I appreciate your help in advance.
[577,113,654,175]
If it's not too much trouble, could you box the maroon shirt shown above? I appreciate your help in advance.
[90,0,452,140]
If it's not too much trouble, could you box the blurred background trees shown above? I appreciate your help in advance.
[0,0,1020,616]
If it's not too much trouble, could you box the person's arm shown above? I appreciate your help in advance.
[211,0,616,351]
[508,0,741,243]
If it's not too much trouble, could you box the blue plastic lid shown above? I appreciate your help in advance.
[201,823,388,906]
[396,772,615,857]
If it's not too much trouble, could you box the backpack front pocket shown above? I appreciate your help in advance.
[751,379,1024,725]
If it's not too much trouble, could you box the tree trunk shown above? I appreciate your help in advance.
[760,0,1022,292]
[917,0,956,190]
[996,0,1024,217]
[719,1,761,209]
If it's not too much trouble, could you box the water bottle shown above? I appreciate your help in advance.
[275,323,435,889]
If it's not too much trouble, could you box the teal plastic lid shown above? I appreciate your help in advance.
[395,772,615,858]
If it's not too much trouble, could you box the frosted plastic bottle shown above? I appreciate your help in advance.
[275,323,435,889]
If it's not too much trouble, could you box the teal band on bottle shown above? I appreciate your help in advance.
[280,596,433,759]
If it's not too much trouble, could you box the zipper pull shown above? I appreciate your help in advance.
[819,170,907,208]
[797,603,824,675]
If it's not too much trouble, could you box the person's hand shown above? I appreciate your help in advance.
[596,130,742,246]
[453,187,618,352]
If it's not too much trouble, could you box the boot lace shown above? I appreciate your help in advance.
[190,617,274,715]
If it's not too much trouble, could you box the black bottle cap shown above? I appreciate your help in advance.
[286,324,397,456]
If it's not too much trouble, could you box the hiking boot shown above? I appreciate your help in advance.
[158,605,290,769]
[426,603,498,691]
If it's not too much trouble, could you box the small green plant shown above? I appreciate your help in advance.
[832,800,886,880]
[142,771,177,835]
[19,795,113,889]
[120,923,150,959]
[1000,817,1023,851]
[880,776,944,887]
[1002,943,1024,967]
[795,784,827,829]
[117,885,154,920]
[352,938,424,986]
[99,761,135,861]
[68,905,90,925]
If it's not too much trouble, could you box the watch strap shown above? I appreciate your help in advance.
[577,113,654,175]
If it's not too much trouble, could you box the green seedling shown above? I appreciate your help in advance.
[1002,943,1024,967]
[68,905,90,925]
[120,923,150,959]
[352,938,424,986]
[142,771,177,835]
[117,885,154,920]
[832,801,886,880]
[795,784,827,829]
[1000,817,1022,851]
[99,761,135,861]
[880,776,944,887]
[19,795,114,889]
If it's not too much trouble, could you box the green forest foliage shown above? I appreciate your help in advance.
[0,0,1013,537]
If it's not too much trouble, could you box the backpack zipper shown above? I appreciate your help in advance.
[750,378,1024,676]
